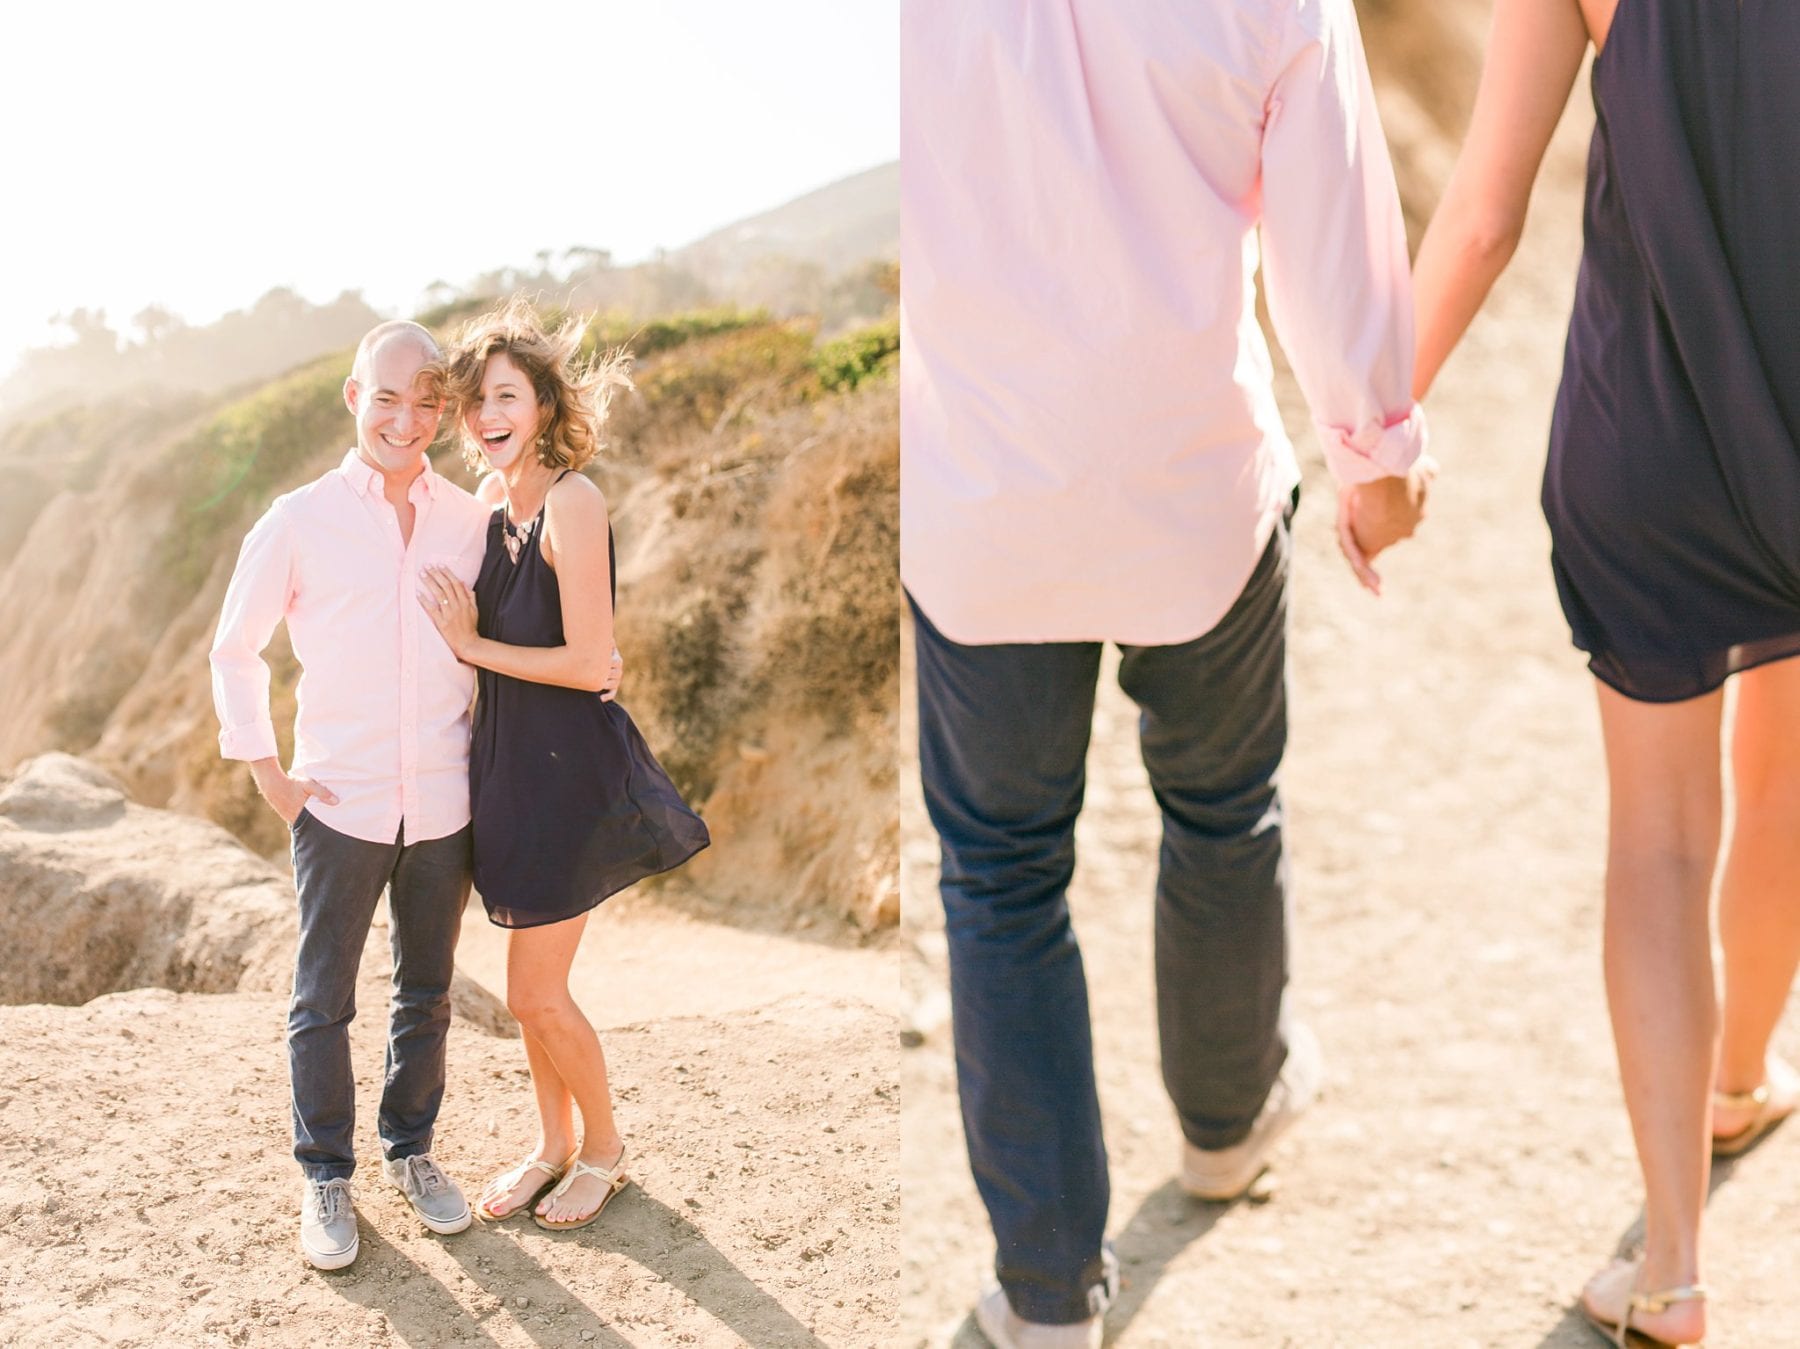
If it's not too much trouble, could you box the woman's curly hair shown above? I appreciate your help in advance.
[443,297,632,474]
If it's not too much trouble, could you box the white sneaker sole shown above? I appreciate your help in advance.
[412,1201,473,1235]
[973,1283,1104,1349]
[1178,1105,1305,1200]
[973,1295,1010,1348]
[1178,1025,1323,1201]
[974,1289,1039,1349]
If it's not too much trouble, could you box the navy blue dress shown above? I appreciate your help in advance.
[469,476,709,927]
[1545,0,1800,701]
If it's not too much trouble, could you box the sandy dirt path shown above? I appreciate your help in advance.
[456,890,905,1030]
[897,176,1800,1347]
[1,899,902,1348]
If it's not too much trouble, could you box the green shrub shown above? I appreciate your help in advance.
[812,317,899,394]
[158,353,351,597]
[635,323,819,434]
[413,295,493,331]
[587,307,772,360]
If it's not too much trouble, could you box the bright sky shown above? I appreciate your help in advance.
[0,0,898,379]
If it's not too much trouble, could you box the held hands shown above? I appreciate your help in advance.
[250,757,339,826]
[1335,456,1437,596]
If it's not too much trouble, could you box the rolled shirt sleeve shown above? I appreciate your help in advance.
[209,501,292,762]
[1259,0,1427,486]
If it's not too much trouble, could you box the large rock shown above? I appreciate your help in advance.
[0,753,509,1032]
[0,754,291,1005]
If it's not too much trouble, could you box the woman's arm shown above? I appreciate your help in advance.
[420,474,616,692]
[1411,0,1592,400]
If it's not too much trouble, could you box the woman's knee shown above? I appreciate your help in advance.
[1732,771,1800,851]
[507,985,574,1030]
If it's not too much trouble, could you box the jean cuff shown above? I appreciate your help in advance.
[1000,1242,1119,1325]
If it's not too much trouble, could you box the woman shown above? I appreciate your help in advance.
[1411,1,1800,1342]
[419,300,709,1230]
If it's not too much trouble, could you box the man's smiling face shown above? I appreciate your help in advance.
[345,333,444,476]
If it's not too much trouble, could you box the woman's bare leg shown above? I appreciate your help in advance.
[1715,655,1800,1132]
[504,914,627,1221]
[479,940,583,1218]
[1581,680,1723,1345]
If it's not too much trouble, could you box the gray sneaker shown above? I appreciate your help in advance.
[973,1247,1115,1349]
[299,1177,359,1270]
[974,1288,1101,1349]
[1178,1021,1324,1201]
[382,1153,472,1234]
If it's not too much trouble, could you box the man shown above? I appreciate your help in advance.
[211,320,490,1269]
[901,3,1434,1345]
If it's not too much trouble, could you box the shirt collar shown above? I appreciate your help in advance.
[337,447,442,501]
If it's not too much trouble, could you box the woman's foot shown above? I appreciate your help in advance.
[477,1151,569,1221]
[1580,1259,1706,1347]
[536,1139,627,1224]
[1712,1055,1799,1156]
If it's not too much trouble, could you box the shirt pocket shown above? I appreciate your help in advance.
[424,548,484,589]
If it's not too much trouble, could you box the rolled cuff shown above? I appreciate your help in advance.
[218,719,278,762]
[1316,403,1428,486]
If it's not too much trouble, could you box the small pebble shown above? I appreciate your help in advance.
[514,1296,530,1310]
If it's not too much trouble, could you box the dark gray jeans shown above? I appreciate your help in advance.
[911,510,1294,1326]
[288,809,472,1182]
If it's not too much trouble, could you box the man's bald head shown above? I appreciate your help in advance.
[344,320,447,479]
[350,320,441,386]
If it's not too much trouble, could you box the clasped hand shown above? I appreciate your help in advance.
[1335,456,1436,596]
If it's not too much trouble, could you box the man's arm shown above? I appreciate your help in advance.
[208,504,337,824]
[1259,0,1432,592]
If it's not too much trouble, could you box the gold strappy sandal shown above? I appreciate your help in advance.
[533,1145,630,1231]
[475,1155,566,1222]
[1711,1064,1797,1159]
[1582,1260,1706,1348]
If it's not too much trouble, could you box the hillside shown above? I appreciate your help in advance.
[0,304,898,932]
[672,162,898,282]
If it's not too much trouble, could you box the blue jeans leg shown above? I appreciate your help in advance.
[380,825,471,1162]
[288,813,472,1181]
[1117,515,1293,1149]
[288,811,396,1182]
[911,593,1110,1327]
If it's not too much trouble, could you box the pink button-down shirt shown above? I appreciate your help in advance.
[901,0,1427,645]
[210,449,491,844]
